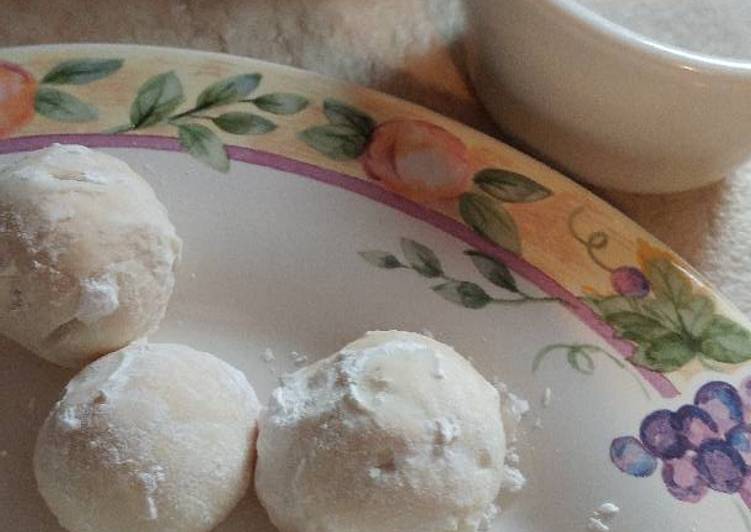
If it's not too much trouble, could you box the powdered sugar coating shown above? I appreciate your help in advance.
[34,343,260,532]
[256,331,506,532]
[0,144,181,367]
[74,273,120,325]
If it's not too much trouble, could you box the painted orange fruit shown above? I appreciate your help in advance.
[362,119,471,203]
[0,61,37,138]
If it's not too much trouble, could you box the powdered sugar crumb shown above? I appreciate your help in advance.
[262,348,275,363]
[75,273,120,325]
[432,417,461,449]
[586,501,620,531]
[421,328,435,339]
[542,387,552,408]
[290,351,309,367]
[478,504,498,531]
[80,170,110,184]
[146,497,158,520]
[138,465,165,520]
[59,407,81,431]
[492,379,530,497]
[432,352,446,380]
[500,465,526,493]
[505,447,520,466]
[493,378,530,444]
[587,517,610,531]
[596,503,620,517]
[0,450,8,458]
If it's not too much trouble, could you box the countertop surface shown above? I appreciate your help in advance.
[1,0,749,314]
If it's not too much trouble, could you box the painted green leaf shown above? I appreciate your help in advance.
[298,124,368,160]
[464,250,517,292]
[253,93,309,115]
[432,281,491,309]
[196,73,261,109]
[323,99,376,137]
[130,71,184,128]
[34,88,98,122]
[177,124,229,173]
[592,295,638,317]
[567,348,595,375]
[644,258,693,308]
[641,293,711,340]
[701,316,751,364]
[640,298,682,331]
[678,295,715,338]
[400,238,442,278]
[606,311,674,343]
[359,251,403,269]
[474,168,552,203]
[41,58,123,85]
[213,112,276,135]
[459,192,521,254]
[630,333,696,372]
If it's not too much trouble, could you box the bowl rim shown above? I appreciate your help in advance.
[544,0,751,77]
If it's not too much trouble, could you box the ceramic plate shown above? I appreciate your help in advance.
[2,45,751,532]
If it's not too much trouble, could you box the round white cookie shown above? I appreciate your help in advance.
[34,342,261,532]
[0,144,181,367]
[256,331,506,532]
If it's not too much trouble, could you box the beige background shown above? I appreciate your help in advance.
[1,0,749,314]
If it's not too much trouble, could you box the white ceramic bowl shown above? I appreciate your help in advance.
[464,0,751,193]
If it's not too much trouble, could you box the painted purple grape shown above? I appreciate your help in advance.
[611,378,751,507]
[741,475,751,508]
[740,376,751,403]
[610,436,658,477]
[673,405,720,448]
[694,439,747,493]
[640,410,689,459]
[740,376,751,421]
[695,381,744,434]
[611,266,650,298]
[661,454,709,503]
[727,424,751,465]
